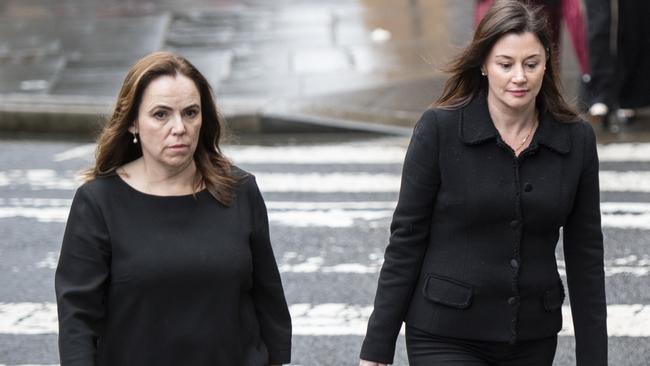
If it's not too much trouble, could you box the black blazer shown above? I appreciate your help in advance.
[360,96,607,365]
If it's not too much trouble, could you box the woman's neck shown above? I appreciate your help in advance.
[486,94,539,156]
[487,96,537,133]
[120,157,200,196]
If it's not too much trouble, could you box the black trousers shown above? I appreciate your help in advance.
[405,326,557,366]
[584,0,615,107]
[584,0,650,109]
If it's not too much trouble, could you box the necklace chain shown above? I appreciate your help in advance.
[513,119,537,153]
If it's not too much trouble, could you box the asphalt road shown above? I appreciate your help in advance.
[1,133,649,365]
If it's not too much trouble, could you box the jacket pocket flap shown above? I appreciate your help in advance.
[423,274,473,309]
[543,283,565,311]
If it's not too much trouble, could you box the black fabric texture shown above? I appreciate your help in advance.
[55,170,291,365]
[360,97,607,366]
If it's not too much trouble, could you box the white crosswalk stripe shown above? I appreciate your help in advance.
[52,142,650,163]
[1,199,649,229]
[20,250,650,278]
[2,302,650,337]
[3,169,650,193]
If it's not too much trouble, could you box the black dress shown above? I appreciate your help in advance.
[55,170,291,366]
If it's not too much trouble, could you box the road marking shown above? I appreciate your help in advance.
[2,302,647,337]
[601,202,650,212]
[52,143,410,164]
[52,143,409,164]
[0,303,57,335]
[0,198,73,206]
[230,143,650,164]
[599,171,650,193]
[0,170,80,190]
[0,207,70,223]
[1,200,650,229]
[255,173,401,192]
[53,144,95,162]
[279,256,383,274]
[269,209,392,227]
[52,142,650,163]
[255,171,650,193]
[225,145,408,164]
[598,143,650,162]
[32,248,650,278]
[557,256,650,277]
[291,303,373,336]
[292,303,650,337]
[266,201,396,210]
[279,255,649,277]
[35,252,59,269]
[2,170,650,193]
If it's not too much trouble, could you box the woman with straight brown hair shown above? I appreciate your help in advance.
[55,51,291,365]
[360,1,606,365]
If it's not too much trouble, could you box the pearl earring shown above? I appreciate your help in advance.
[132,132,138,144]
[481,70,487,76]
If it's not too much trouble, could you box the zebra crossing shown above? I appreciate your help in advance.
[0,136,649,365]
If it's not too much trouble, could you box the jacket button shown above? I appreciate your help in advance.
[510,259,519,268]
[508,297,518,305]
[524,183,533,192]
[509,220,520,228]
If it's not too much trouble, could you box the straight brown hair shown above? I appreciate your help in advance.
[436,0,579,123]
[83,51,236,206]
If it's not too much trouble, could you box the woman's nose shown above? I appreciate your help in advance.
[170,113,186,135]
[512,66,526,83]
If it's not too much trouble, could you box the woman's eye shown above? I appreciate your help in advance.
[185,109,198,118]
[526,63,538,69]
[499,63,512,69]
[153,111,167,119]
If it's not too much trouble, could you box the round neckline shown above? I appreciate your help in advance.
[113,174,208,199]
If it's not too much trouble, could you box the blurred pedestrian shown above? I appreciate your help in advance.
[55,51,291,365]
[584,0,650,126]
[583,0,615,123]
[359,1,606,366]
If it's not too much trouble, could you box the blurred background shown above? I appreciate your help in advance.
[1,1,649,365]
[5,0,646,137]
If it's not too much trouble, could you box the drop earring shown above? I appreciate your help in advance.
[132,132,138,144]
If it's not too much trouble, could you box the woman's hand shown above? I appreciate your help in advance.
[359,360,387,366]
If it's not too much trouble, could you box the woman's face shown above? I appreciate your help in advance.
[130,73,202,172]
[483,31,546,112]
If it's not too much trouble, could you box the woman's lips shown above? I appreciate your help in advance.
[508,90,528,97]
[168,144,189,150]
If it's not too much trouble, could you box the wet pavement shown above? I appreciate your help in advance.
[0,0,463,98]
[0,0,649,138]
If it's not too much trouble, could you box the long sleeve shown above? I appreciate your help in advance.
[249,177,292,364]
[360,110,440,364]
[563,123,608,366]
[55,185,111,366]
